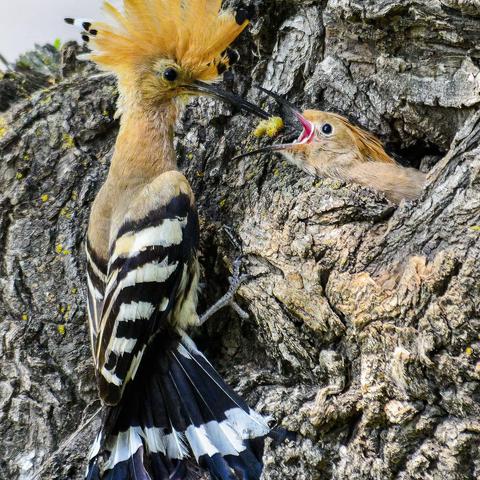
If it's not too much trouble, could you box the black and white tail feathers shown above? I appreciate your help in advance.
[86,330,275,480]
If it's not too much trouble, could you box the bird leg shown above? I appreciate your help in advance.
[198,257,250,326]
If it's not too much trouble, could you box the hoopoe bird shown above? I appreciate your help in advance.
[65,2,277,479]
[240,89,426,204]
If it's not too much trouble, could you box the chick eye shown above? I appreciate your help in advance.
[163,67,178,82]
[322,123,333,135]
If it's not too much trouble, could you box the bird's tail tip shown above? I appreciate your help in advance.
[85,333,277,479]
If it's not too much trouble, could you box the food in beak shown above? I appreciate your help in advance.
[233,88,316,160]
[253,116,285,138]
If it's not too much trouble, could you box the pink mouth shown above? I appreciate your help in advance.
[294,112,316,144]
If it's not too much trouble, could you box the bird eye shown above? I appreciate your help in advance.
[163,67,178,82]
[322,123,333,135]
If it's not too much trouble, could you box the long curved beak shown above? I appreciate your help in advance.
[189,81,271,120]
[233,87,316,160]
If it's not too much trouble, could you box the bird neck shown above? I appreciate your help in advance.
[109,101,178,184]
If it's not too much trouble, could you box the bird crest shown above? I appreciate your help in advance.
[67,0,251,81]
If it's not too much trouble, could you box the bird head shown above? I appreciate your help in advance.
[236,88,395,174]
[66,0,269,118]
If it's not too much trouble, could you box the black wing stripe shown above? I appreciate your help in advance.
[87,263,105,292]
[99,258,189,387]
[110,215,188,265]
[96,191,200,404]
[115,193,193,240]
[102,259,179,323]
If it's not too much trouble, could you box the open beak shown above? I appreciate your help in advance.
[233,87,316,160]
[188,81,271,120]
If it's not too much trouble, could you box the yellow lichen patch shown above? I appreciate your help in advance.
[71,191,78,201]
[196,171,204,178]
[0,117,8,139]
[466,346,474,356]
[62,133,75,149]
[55,244,71,255]
[23,153,30,161]
[15,172,24,180]
[71,287,78,295]
[187,153,194,160]
[22,314,28,321]
[253,116,284,138]
[218,198,227,208]
[57,324,66,335]
[470,226,480,232]
[40,95,52,106]
[41,194,49,203]
[60,207,73,219]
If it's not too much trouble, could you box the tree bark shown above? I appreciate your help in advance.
[1,1,479,479]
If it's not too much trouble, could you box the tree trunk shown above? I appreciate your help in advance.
[1,1,479,479]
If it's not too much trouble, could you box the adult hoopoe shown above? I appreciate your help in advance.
[239,89,426,204]
[66,2,276,479]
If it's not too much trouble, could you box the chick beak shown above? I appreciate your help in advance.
[233,87,316,160]
[189,80,271,120]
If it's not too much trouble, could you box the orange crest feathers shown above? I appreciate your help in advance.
[81,0,251,80]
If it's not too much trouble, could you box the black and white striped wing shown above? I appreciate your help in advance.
[86,240,108,364]
[95,192,200,405]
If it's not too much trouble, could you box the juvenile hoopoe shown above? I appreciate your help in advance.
[66,2,276,479]
[240,90,426,204]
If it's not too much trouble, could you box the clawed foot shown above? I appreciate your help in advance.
[198,257,250,326]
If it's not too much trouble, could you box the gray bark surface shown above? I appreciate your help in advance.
[1,1,479,479]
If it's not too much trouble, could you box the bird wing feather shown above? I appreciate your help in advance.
[94,172,200,405]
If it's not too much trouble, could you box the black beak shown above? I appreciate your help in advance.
[232,87,316,161]
[189,81,271,120]
[257,87,304,136]
[231,144,291,160]
[257,87,300,118]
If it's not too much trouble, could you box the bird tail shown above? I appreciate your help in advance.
[86,331,272,480]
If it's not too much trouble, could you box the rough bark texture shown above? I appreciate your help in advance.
[1,1,479,479]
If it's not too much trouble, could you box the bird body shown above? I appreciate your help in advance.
[281,110,426,204]
[243,94,426,204]
[67,1,274,478]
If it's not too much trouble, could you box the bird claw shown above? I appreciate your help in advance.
[198,256,250,326]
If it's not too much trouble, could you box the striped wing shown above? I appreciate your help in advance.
[96,192,200,406]
[86,240,108,362]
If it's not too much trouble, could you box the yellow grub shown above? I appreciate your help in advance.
[253,116,284,138]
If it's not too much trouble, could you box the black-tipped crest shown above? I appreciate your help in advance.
[235,4,255,25]
[225,48,240,66]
